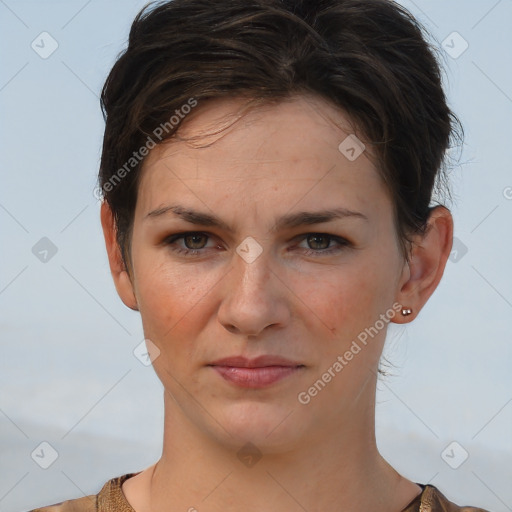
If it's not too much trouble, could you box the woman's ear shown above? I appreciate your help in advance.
[392,205,453,323]
[100,200,139,311]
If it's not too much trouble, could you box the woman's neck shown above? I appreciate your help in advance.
[122,395,422,512]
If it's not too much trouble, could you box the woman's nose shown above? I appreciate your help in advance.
[216,239,290,337]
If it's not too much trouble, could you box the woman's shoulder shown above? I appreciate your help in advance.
[28,494,96,512]
[28,476,494,512]
[404,483,493,512]
[27,473,137,512]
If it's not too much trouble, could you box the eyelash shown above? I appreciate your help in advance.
[163,231,351,258]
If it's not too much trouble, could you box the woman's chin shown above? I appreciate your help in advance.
[212,402,305,452]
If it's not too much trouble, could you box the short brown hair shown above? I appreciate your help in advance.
[98,0,463,269]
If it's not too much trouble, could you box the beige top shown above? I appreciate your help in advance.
[29,473,492,512]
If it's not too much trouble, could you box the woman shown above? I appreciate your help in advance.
[31,0,491,510]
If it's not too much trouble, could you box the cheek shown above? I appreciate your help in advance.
[297,256,397,342]
[133,253,228,351]
[134,256,200,331]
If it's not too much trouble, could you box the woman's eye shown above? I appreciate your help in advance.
[295,233,351,256]
[163,232,214,256]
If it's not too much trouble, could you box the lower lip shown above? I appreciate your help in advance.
[210,365,303,388]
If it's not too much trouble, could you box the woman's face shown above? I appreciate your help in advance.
[123,95,409,451]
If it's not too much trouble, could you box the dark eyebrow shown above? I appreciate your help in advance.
[144,204,368,232]
[271,208,368,231]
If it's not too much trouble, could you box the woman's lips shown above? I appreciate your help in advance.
[211,365,304,388]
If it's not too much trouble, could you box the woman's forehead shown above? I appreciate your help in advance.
[139,95,377,186]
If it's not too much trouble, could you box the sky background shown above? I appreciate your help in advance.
[0,0,511,511]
